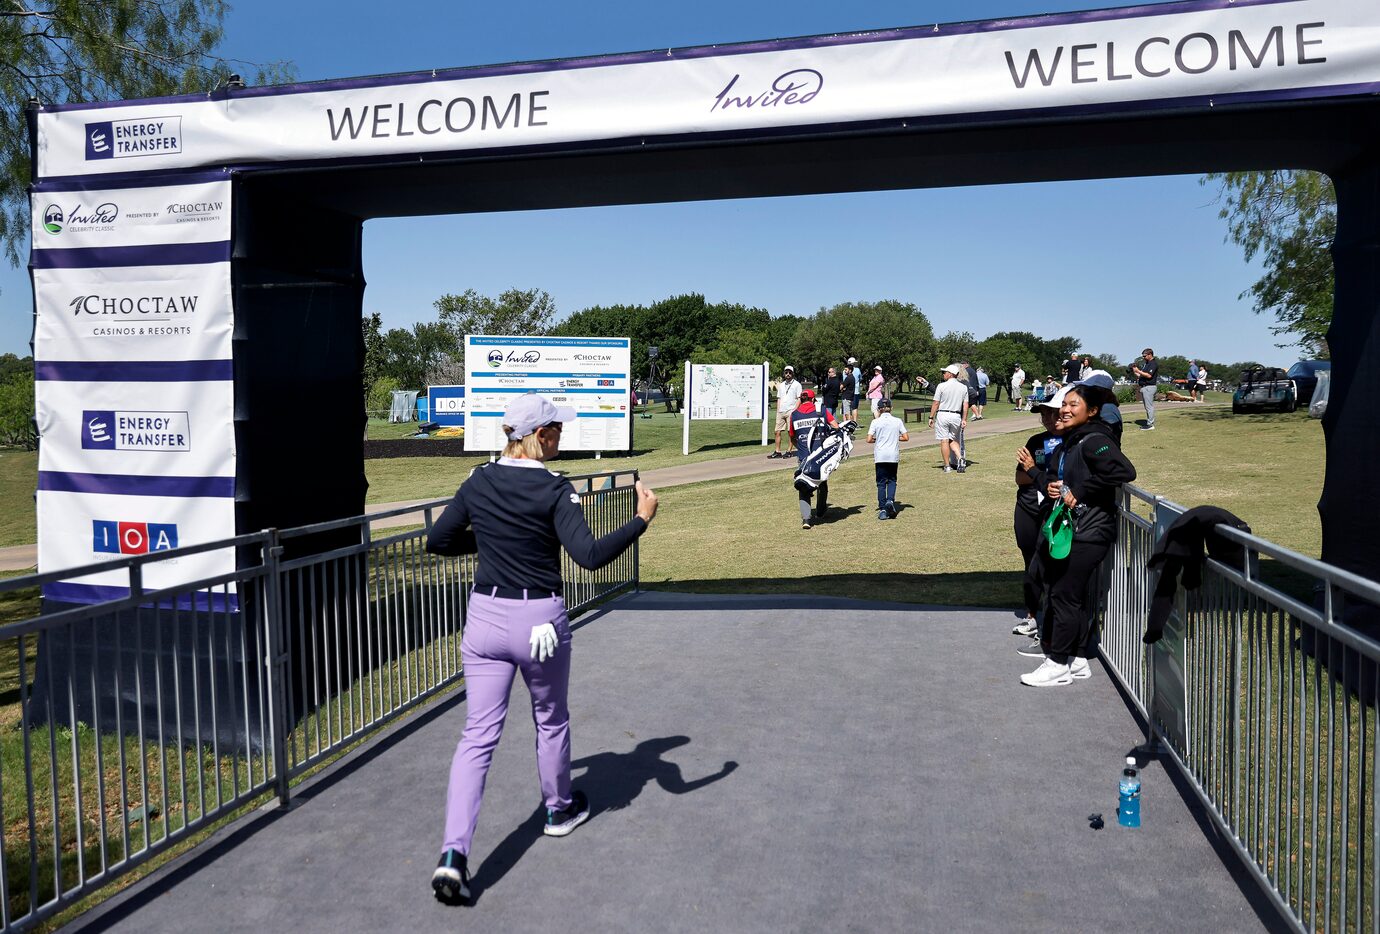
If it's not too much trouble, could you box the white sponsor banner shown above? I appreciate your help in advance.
[35,379,235,479]
[464,335,631,452]
[36,489,236,595]
[689,364,766,420]
[31,179,230,248]
[34,0,1380,180]
[32,261,233,362]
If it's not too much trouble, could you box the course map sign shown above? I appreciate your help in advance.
[689,364,765,420]
[463,335,631,452]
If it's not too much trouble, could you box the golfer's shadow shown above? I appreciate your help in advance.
[468,736,737,902]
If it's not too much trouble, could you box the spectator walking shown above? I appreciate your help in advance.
[769,365,803,458]
[867,366,886,418]
[821,366,843,419]
[1011,365,1026,410]
[1020,384,1137,687]
[929,364,970,474]
[840,364,857,420]
[974,367,990,420]
[426,393,659,903]
[848,357,863,417]
[1194,364,1209,402]
[1187,359,1199,397]
[790,389,837,528]
[1131,347,1160,430]
[867,397,909,519]
[1012,400,1067,636]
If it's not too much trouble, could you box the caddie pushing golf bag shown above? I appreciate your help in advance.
[794,420,858,492]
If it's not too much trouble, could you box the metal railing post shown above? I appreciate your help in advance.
[262,531,291,807]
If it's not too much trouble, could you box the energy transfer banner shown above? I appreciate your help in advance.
[32,0,1380,180]
[464,336,631,452]
[31,175,236,604]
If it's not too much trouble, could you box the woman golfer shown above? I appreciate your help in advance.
[425,393,658,902]
[1020,383,1136,687]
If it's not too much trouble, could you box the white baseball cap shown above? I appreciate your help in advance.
[1039,385,1071,409]
[847,357,857,365]
[943,364,961,376]
[503,392,577,440]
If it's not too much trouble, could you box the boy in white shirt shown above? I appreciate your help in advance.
[866,397,909,519]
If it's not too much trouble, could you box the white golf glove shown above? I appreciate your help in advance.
[529,623,559,663]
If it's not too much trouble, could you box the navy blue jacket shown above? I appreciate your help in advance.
[426,462,646,592]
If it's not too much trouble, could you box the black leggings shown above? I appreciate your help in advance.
[1014,504,1041,616]
[798,480,828,521]
[1039,540,1112,662]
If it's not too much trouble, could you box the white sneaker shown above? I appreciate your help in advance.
[1016,638,1046,658]
[1070,657,1091,680]
[1012,617,1038,637]
[1020,658,1073,687]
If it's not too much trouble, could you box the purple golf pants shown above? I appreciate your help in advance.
[442,590,573,856]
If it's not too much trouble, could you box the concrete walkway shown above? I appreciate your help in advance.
[68,592,1283,934]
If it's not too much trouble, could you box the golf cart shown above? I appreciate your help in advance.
[1232,366,1297,414]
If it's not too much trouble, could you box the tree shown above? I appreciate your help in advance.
[379,321,456,389]
[972,336,1034,401]
[1,1,293,265]
[433,288,558,342]
[0,371,34,448]
[360,312,386,401]
[693,327,778,370]
[792,300,935,395]
[1203,170,1335,355]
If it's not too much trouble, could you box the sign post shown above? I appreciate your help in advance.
[682,360,692,457]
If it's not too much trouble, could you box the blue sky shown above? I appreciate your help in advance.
[1,0,1299,368]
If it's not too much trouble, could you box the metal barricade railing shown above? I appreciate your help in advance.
[1103,484,1380,933]
[0,468,638,932]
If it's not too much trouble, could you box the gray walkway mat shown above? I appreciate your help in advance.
[70,592,1282,933]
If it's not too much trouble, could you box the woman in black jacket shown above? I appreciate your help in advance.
[425,393,658,903]
[1020,384,1136,688]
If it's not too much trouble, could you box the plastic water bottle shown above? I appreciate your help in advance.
[1118,757,1141,828]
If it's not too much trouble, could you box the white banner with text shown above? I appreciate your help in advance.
[34,0,1380,180]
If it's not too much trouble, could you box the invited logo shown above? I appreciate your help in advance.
[84,116,182,160]
[93,520,179,555]
[484,348,542,368]
[81,410,190,452]
[487,350,504,369]
[711,69,823,113]
[42,202,117,236]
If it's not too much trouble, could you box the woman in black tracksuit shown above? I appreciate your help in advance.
[1019,384,1136,687]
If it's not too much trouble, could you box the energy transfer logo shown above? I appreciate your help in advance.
[42,205,63,235]
[85,116,182,160]
[92,520,179,555]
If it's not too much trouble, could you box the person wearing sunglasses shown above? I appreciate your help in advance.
[425,392,659,904]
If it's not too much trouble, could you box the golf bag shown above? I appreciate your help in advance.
[794,420,857,492]
[947,422,967,471]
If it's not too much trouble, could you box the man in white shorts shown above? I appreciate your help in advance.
[1011,365,1026,410]
[929,364,970,474]
[769,365,803,458]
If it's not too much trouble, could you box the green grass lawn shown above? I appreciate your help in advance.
[639,405,1323,607]
[0,451,36,548]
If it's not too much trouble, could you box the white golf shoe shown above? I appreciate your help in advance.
[1070,657,1092,680]
[1020,658,1073,687]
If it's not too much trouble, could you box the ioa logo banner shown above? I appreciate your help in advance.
[93,520,178,555]
[85,116,182,161]
[82,410,190,452]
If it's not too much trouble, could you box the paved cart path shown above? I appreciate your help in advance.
[70,591,1282,934]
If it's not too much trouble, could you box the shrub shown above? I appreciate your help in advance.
[0,373,35,449]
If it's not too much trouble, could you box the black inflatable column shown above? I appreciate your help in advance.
[1323,159,1380,584]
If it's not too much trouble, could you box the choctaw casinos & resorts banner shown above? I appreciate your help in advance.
[464,336,631,452]
[30,175,236,605]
